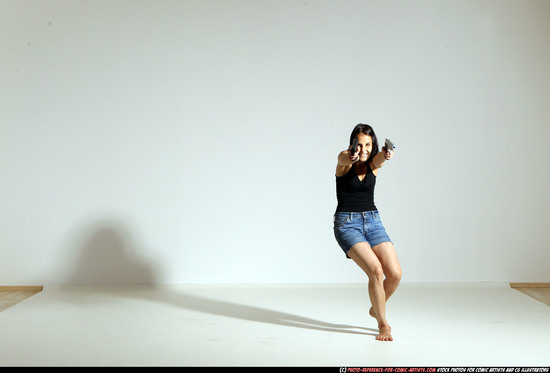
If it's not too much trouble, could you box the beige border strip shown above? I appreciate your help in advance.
[0,286,43,291]
[510,283,550,288]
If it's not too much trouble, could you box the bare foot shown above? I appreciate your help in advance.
[369,307,393,341]
[376,324,393,341]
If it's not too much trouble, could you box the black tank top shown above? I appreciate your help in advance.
[335,163,377,212]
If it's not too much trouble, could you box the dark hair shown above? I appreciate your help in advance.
[349,123,379,162]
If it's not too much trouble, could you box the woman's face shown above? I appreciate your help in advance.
[356,133,373,162]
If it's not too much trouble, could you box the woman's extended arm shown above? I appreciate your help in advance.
[371,146,394,172]
[336,149,357,177]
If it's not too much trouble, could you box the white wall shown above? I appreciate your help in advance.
[2,0,549,285]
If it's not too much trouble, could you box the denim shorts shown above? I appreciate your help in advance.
[333,210,392,258]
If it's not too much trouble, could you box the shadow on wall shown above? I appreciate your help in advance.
[59,220,162,285]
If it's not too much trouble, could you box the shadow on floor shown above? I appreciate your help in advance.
[133,287,379,337]
[54,219,378,337]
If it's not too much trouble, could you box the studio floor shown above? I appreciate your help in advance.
[1,283,549,367]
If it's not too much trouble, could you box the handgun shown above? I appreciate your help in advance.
[350,137,359,157]
[385,138,395,153]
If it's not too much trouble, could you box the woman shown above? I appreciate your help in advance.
[333,123,402,342]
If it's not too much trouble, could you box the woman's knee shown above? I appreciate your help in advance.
[372,242,402,283]
[368,265,385,283]
[388,268,402,283]
[387,266,402,284]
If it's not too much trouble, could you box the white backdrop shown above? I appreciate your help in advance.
[2,0,549,285]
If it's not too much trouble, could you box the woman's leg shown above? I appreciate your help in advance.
[347,242,393,341]
[370,241,402,313]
